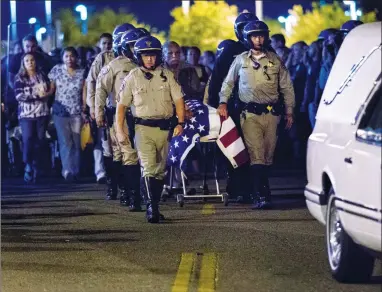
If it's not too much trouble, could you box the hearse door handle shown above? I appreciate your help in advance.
[344,157,353,164]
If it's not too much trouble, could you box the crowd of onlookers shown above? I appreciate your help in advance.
[269,27,348,163]
[0,32,217,182]
[0,21,358,183]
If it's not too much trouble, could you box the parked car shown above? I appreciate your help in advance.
[304,22,381,283]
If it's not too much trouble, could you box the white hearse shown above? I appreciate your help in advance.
[305,22,381,283]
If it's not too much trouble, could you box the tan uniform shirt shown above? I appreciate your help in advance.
[86,50,115,112]
[95,56,137,118]
[117,66,183,119]
[219,50,295,114]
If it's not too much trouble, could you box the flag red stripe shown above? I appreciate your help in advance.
[219,126,240,148]
[233,148,249,166]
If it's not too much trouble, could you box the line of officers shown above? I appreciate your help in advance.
[87,13,296,224]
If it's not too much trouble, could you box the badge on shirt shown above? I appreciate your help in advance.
[117,78,127,102]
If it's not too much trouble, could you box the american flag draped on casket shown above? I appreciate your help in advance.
[167,99,249,173]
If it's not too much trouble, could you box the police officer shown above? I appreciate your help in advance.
[95,28,150,210]
[116,36,185,223]
[86,23,135,200]
[317,28,339,41]
[87,23,135,120]
[208,12,258,108]
[208,12,259,203]
[340,20,363,36]
[216,39,236,60]
[202,40,236,104]
[217,20,295,209]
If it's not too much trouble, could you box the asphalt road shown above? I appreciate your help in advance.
[1,173,381,292]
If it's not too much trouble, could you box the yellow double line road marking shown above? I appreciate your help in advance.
[172,253,195,292]
[172,252,218,292]
[199,253,218,292]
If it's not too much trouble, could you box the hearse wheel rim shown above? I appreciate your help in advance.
[328,202,342,270]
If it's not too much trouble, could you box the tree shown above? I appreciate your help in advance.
[169,1,239,52]
[55,8,166,47]
[263,17,284,37]
[359,0,382,20]
[285,3,377,46]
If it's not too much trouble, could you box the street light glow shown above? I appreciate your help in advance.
[182,1,190,16]
[36,27,47,43]
[10,1,17,22]
[255,0,263,21]
[10,1,17,39]
[343,0,357,20]
[278,15,297,36]
[75,4,88,21]
[285,15,297,36]
[29,17,37,24]
[45,0,52,24]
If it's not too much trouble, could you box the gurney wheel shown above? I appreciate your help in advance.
[161,189,168,202]
[223,193,229,206]
[177,194,184,207]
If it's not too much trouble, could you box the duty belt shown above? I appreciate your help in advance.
[134,118,172,130]
[243,102,282,116]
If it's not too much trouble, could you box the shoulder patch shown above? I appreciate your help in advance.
[100,65,110,77]
[119,76,128,93]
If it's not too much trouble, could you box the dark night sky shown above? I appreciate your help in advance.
[1,0,314,41]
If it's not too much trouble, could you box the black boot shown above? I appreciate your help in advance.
[144,177,160,223]
[104,157,118,200]
[251,164,266,210]
[259,165,272,209]
[154,179,165,220]
[235,163,252,204]
[117,161,128,203]
[119,165,130,206]
[121,164,142,211]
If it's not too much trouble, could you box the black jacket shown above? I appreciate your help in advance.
[207,41,247,108]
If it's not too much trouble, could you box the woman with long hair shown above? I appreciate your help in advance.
[14,52,51,182]
[48,47,86,181]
